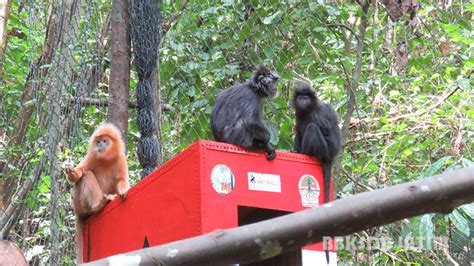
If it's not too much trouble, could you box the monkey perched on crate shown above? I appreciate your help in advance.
[292,84,342,266]
[65,123,129,262]
[211,65,280,160]
[292,84,342,204]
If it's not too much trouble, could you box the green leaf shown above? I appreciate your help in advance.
[8,14,21,26]
[24,99,37,107]
[460,203,474,219]
[313,26,326,33]
[264,121,279,146]
[342,182,354,192]
[417,156,451,179]
[192,99,208,108]
[389,90,400,97]
[263,11,283,25]
[39,175,51,194]
[309,2,318,11]
[449,209,470,237]
[457,78,471,90]
[419,214,435,249]
[401,148,413,158]
[222,0,234,6]
[461,158,473,168]
[239,19,254,42]
[188,86,195,97]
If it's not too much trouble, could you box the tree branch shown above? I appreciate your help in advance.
[344,132,391,144]
[69,96,171,111]
[333,1,370,182]
[350,86,461,128]
[340,1,369,142]
[85,167,474,266]
[341,168,375,191]
[326,23,362,44]
[162,0,189,36]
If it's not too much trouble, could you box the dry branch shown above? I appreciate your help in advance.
[162,0,189,36]
[350,86,460,128]
[69,96,171,111]
[85,167,474,266]
[333,1,370,183]
[345,132,391,144]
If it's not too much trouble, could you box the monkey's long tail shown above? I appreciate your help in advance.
[75,216,84,264]
[322,163,332,265]
[322,163,332,204]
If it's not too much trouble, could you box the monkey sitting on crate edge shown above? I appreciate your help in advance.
[292,84,342,204]
[292,84,342,265]
[65,123,130,263]
[210,65,280,161]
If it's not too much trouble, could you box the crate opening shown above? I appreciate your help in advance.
[238,205,302,266]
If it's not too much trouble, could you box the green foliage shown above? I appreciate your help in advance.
[156,1,472,264]
[2,0,472,264]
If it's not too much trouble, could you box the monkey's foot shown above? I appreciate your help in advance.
[104,194,117,201]
[118,192,127,201]
[266,149,277,161]
[117,186,128,201]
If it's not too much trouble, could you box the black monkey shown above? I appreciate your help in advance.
[293,84,342,203]
[211,65,280,160]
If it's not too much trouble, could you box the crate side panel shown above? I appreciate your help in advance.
[200,140,333,252]
[85,144,201,262]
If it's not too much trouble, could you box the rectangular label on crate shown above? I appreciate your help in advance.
[247,172,281,192]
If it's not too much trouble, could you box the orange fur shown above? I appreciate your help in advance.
[65,123,129,263]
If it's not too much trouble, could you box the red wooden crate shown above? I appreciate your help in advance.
[83,140,336,264]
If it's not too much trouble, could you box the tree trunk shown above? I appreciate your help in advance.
[8,4,59,147]
[0,0,13,79]
[108,0,130,143]
[0,0,14,213]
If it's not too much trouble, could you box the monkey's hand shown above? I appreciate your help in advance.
[65,167,82,184]
[266,148,276,161]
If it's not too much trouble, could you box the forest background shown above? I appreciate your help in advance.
[0,0,472,264]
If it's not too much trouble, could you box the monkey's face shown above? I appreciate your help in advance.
[293,85,317,114]
[294,93,315,113]
[95,137,111,154]
[257,71,280,98]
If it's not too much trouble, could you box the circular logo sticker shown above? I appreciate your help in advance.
[298,174,320,207]
[211,164,235,195]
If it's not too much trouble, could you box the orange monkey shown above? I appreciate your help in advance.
[65,123,129,262]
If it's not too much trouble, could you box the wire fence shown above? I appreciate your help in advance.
[1,0,471,265]
[2,0,108,264]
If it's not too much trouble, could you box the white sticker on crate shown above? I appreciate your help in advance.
[247,172,281,192]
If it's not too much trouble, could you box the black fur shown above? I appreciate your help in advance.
[211,65,280,160]
[293,84,342,203]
